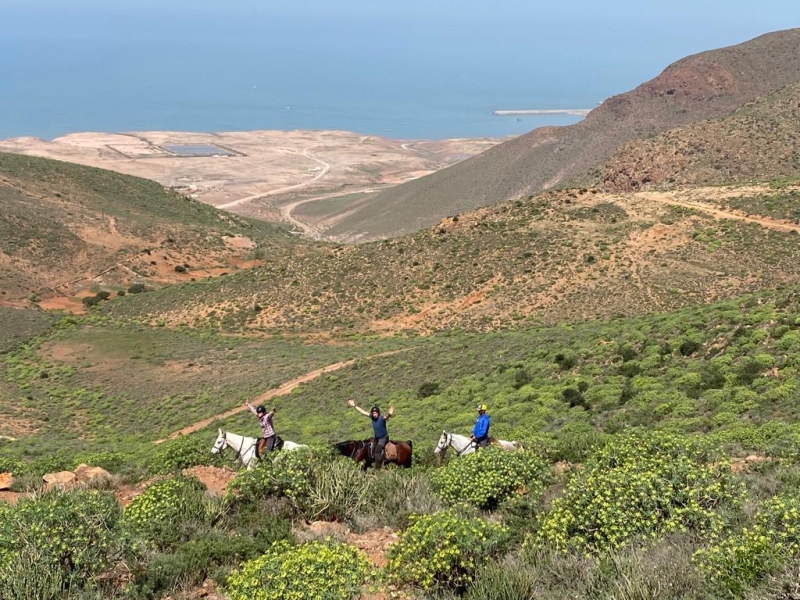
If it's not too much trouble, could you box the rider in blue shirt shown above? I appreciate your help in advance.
[471,404,490,449]
[348,399,394,468]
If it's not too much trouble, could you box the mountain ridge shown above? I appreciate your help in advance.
[325,29,800,240]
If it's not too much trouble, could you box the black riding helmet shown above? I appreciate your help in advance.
[370,405,380,420]
[256,405,267,415]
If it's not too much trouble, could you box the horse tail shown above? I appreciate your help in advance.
[406,440,413,468]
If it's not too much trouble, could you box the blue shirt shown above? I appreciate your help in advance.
[371,416,388,438]
[473,414,490,439]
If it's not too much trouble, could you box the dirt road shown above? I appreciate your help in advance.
[154,348,410,444]
[635,191,800,233]
[217,148,331,212]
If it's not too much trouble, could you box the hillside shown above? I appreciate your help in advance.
[602,81,800,190]
[100,181,800,334]
[0,152,298,309]
[324,28,800,240]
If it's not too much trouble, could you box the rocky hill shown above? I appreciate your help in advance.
[601,81,800,191]
[324,29,800,240]
[0,153,298,309]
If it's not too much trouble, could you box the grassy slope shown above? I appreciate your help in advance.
[325,29,800,240]
[4,284,800,462]
[213,286,800,454]
[101,184,800,335]
[0,317,415,453]
[602,82,800,191]
[0,152,299,300]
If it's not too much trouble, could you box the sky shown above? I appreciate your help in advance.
[2,0,799,139]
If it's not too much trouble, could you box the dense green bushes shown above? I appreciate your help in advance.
[431,448,548,509]
[225,539,369,600]
[532,433,742,554]
[123,476,210,550]
[0,490,122,598]
[695,494,800,596]
[387,510,509,591]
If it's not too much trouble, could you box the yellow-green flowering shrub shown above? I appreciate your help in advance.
[431,448,548,509]
[0,490,121,584]
[225,539,369,600]
[387,510,509,591]
[532,433,741,554]
[123,476,207,549]
[227,447,320,506]
[694,494,800,596]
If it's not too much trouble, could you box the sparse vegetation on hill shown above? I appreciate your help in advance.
[603,82,800,191]
[326,29,800,240]
[0,152,299,304]
[100,183,800,335]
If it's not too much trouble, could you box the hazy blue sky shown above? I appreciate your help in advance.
[2,0,799,139]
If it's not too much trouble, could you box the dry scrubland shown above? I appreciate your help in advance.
[98,181,800,335]
[4,28,800,600]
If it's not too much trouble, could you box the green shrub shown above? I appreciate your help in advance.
[431,448,548,509]
[227,448,362,519]
[146,435,221,475]
[532,433,741,554]
[387,510,509,591]
[225,539,369,600]
[129,527,290,599]
[694,494,800,596]
[0,547,65,600]
[0,490,122,586]
[123,476,209,550]
[306,458,372,521]
[356,471,441,530]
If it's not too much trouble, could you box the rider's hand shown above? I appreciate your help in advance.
[271,407,277,413]
[347,399,356,407]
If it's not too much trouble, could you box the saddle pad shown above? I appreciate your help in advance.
[385,442,397,461]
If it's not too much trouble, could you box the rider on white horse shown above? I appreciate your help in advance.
[471,404,490,450]
[245,403,277,457]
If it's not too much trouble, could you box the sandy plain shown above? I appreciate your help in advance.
[0,130,500,239]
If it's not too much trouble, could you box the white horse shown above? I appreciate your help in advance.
[434,430,522,457]
[211,429,307,470]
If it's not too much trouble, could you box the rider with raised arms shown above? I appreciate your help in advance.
[245,402,277,457]
[470,404,490,450]
[348,399,394,468]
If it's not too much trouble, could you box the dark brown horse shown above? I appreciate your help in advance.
[333,439,413,470]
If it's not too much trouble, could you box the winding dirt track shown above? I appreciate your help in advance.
[216,148,331,212]
[154,349,409,444]
[635,191,800,233]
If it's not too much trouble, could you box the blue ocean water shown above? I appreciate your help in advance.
[2,1,792,141]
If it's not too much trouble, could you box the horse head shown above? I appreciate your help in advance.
[211,429,227,454]
[434,430,450,455]
[333,441,356,457]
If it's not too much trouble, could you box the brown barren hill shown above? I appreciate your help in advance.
[327,29,800,240]
[0,152,299,306]
[602,82,800,191]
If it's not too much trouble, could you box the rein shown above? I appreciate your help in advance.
[218,431,257,464]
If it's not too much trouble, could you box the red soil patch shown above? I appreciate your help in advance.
[0,491,22,505]
[182,465,237,496]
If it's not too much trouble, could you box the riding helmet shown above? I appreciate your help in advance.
[256,405,267,415]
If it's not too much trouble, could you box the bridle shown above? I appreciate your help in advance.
[214,431,256,464]
[436,432,476,457]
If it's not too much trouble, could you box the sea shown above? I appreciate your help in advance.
[1,1,788,141]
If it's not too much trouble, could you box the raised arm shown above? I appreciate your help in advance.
[347,399,370,417]
[245,402,258,415]
[385,406,395,420]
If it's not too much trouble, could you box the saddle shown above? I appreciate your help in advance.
[368,441,397,461]
[256,436,284,458]
[385,442,397,461]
